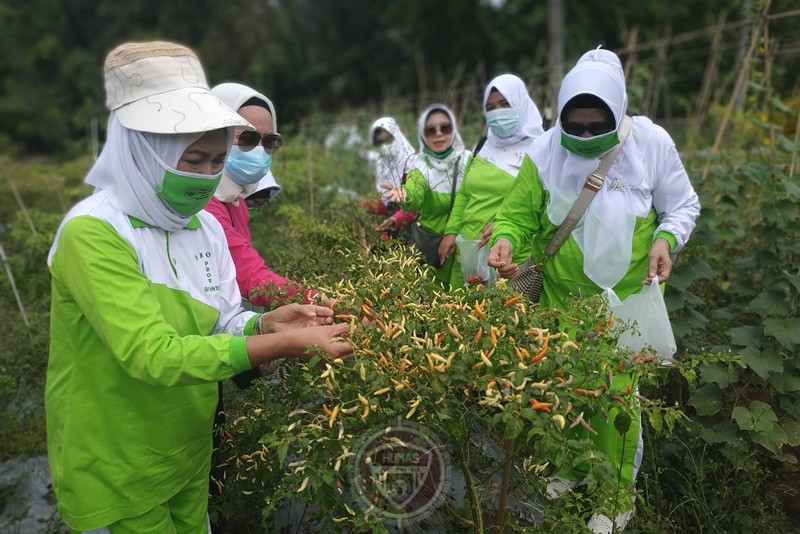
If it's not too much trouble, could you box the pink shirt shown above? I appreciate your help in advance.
[204,198,313,307]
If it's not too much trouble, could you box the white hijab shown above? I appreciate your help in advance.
[483,73,544,148]
[85,114,210,232]
[211,83,278,203]
[530,48,646,289]
[368,117,415,199]
[412,104,469,194]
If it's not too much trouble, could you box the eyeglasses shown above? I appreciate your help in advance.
[236,131,283,150]
[424,123,453,137]
[561,121,615,137]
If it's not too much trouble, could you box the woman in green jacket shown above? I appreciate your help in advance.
[382,103,470,287]
[441,73,544,289]
[489,48,700,532]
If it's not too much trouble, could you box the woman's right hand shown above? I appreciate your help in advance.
[380,183,407,203]
[300,323,353,361]
[438,233,457,265]
[488,238,518,278]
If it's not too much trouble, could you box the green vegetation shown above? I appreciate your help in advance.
[1,1,799,531]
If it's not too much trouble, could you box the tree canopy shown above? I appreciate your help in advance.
[0,0,797,156]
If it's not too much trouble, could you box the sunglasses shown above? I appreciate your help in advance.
[424,123,453,137]
[236,131,283,150]
[561,121,615,137]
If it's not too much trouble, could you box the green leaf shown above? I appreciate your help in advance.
[783,419,800,447]
[733,401,778,434]
[781,179,800,198]
[688,384,722,416]
[699,362,739,388]
[747,290,790,318]
[764,317,800,350]
[771,97,792,113]
[727,325,765,347]
[648,410,663,433]
[740,346,783,380]
[699,420,738,444]
[772,365,800,394]
[614,411,632,436]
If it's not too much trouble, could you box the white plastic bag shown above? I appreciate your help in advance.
[602,276,677,361]
[456,234,492,285]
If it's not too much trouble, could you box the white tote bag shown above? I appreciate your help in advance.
[603,276,677,361]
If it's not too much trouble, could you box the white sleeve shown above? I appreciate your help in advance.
[649,128,701,252]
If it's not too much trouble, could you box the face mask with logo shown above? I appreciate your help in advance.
[485,108,520,138]
[225,145,272,185]
[155,168,222,217]
[560,130,620,157]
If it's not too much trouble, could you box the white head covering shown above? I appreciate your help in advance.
[530,47,646,289]
[246,170,282,201]
[368,117,416,200]
[211,83,278,203]
[85,114,223,232]
[416,103,465,173]
[483,74,544,148]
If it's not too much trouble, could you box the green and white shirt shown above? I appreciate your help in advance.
[46,191,257,529]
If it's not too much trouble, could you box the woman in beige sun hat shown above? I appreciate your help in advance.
[45,41,353,533]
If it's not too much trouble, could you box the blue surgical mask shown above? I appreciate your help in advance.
[486,108,520,138]
[225,146,272,185]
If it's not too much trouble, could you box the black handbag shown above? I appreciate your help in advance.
[409,156,462,267]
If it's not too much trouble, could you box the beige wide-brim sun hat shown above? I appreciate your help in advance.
[104,41,252,134]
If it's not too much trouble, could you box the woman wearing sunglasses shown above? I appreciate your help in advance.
[207,83,321,309]
[488,48,700,532]
[382,103,470,286]
[441,74,545,288]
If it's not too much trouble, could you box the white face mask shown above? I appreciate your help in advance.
[486,108,520,137]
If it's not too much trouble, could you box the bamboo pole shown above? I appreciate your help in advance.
[306,139,315,218]
[702,0,772,181]
[7,176,37,235]
[691,11,727,140]
[0,244,32,337]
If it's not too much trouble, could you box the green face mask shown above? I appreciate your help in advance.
[560,130,620,157]
[155,169,222,217]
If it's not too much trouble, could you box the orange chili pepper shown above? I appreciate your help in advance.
[322,403,332,416]
[504,295,523,307]
[474,326,483,344]
[575,388,600,397]
[529,399,554,412]
[473,302,486,321]
[594,320,604,334]
[490,326,498,347]
[530,333,550,363]
[605,314,615,332]
[617,359,624,372]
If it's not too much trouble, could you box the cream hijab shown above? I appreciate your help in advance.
[483,73,544,149]
[85,114,208,232]
[530,48,647,289]
[369,117,415,199]
[211,83,278,203]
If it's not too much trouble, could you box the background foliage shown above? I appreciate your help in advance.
[1,0,799,532]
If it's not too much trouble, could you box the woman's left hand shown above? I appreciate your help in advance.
[644,238,673,284]
[260,303,334,333]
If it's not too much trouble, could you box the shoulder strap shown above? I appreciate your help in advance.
[542,115,633,260]
[473,135,487,156]
[447,156,461,213]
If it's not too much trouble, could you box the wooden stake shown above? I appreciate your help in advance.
[0,244,32,336]
[702,0,772,181]
[6,176,37,235]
